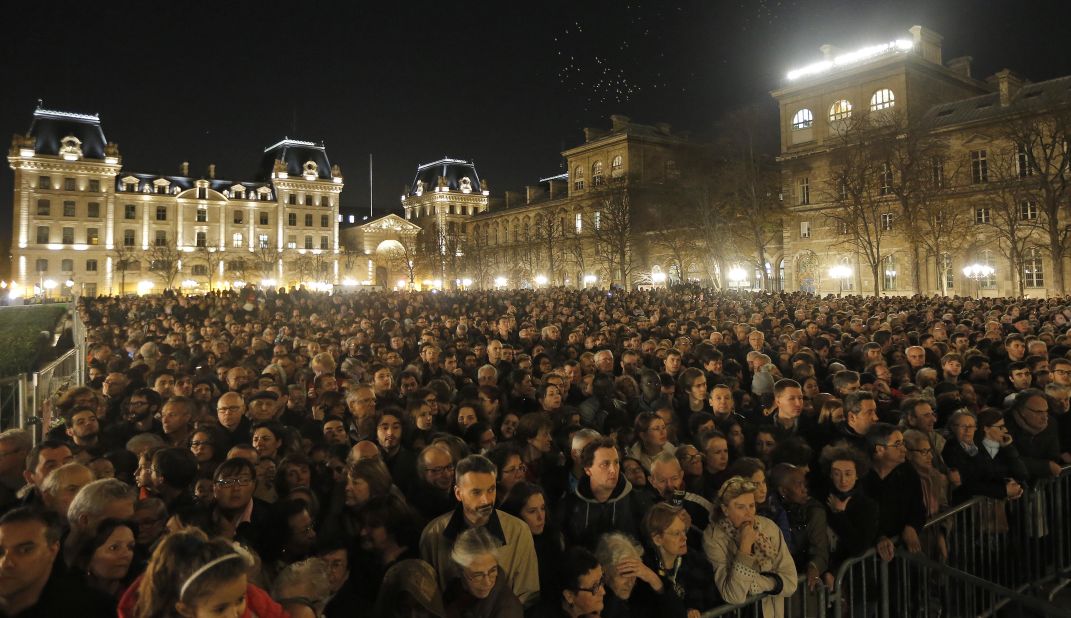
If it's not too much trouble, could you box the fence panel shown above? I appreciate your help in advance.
[29,348,81,443]
[700,576,824,618]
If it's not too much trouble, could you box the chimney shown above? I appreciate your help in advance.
[583,127,608,142]
[526,185,545,204]
[655,122,672,135]
[549,179,567,199]
[208,164,216,179]
[180,161,189,176]
[504,190,522,210]
[987,69,1025,106]
[610,114,631,131]
[909,25,943,64]
[946,56,972,79]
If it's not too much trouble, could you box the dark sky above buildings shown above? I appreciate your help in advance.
[4,0,1071,259]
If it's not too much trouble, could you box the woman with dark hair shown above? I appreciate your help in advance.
[506,369,539,414]
[321,458,395,542]
[261,498,318,572]
[629,412,675,471]
[66,518,140,601]
[251,421,287,460]
[463,421,497,454]
[479,385,503,428]
[350,494,423,606]
[513,412,557,484]
[498,411,521,442]
[188,426,227,478]
[447,400,486,438]
[537,382,564,416]
[501,482,564,597]
[819,443,879,571]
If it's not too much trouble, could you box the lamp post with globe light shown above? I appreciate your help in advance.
[829,265,852,297]
[962,263,995,299]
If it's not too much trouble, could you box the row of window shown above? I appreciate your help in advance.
[38,201,334,228]
[791,89,896,130]
[572,156,631,190]
[797,201,1039,240]
[36,176,103,193]
[30,259,236,276]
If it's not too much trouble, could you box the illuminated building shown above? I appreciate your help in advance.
[7,103,343,297]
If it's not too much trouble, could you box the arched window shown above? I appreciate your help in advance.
[611,155,623,177]
[829,99,853,122]
[791,109,814,130]
[883,254,897,290]
[1024,248,1045,288]
[573,166,585,191]
[592,161,604,186]
[870,89,895,112]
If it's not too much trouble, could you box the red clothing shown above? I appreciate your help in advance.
[118,574,289,618]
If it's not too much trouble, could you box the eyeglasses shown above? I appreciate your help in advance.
[882,441,905,449]
[463,566,499,584]
[218,405,243,412]
[990,424,1007,430]
[907,448,933,455]
[189,440,211,448]
[215,477,253,488]
[426,464,455,475]
[575,577,605,595]
[680,453,702,463]
[502,464,528,475]
[1053,369,1071,375]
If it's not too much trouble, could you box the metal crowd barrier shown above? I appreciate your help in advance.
[925,465,1071,597]
[699,574,827,618]
[25,347,81,444]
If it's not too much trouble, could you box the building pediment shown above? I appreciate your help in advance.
[358,213,421,233]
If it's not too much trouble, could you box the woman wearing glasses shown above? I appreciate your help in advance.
[702,476,797,618]
[444,527,523,618]
[529,546,605,618]
[644,503,720,618]
[942,409,1027,503]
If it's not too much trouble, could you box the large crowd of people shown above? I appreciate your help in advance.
[0,285,1068,618]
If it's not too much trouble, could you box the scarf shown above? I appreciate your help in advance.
[960,441,979,457]
[718,517,777,572]
[982,438,1001,459]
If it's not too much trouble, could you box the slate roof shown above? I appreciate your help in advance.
[924,74,1071,128]
[409,158,482,196]
[26,104,109,159]
[257,138,334,181]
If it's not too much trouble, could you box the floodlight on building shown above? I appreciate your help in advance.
[432,279,442,289]
[64,280,75,288]
[233,281,246,288]
[651,271,667,284]
[137,280,154,294]
[397,279,408,289]
[494,276,508,288]
[535,275,548,286]
[787,39,914,80]
[583,274,597,285]
[261,279,277,288]
[728,267,748,283]
[43,279,58,290]
[461,278,473,288]
[342,278,359,286]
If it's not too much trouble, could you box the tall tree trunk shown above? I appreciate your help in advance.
[872,262,881,297]
[1050,228,1066,295]
[910,242,923,294]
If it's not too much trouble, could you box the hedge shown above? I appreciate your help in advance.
[0,304,67,377]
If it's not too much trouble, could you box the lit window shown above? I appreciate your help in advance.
[800,221,810,239]
[1024,248,1044,288]
[259,234,269,249]
[573,166,585,191]
[87,228,99,245]
[979,250,997,288]
[869,89,895,112]
[791,109,814,130]
[611,155,623,177]
[829,99,852,122]
[880,163,893,195]
[880,213,893,231]
[575,213,583,234]
[1017,143,1034,178]
[883,255,897,290]
[592,161,604,186]
[233,233,244,248]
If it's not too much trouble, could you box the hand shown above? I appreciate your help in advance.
[1049,461,1063,478]
[903,526,922,554]
[616,557,662,592]
[687,610,700,618]
[311,405,325,421]
[948,469,962,488]
[1005,479,1022,499]
[823,572,835,589]
[876,536,895,562]
[738,521,758,555]
[806,564,821,591]
[827,494,850,513]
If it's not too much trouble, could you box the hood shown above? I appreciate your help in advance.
[575,474,632,504]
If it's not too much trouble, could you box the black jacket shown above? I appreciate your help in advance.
[942,438,1027,503]
[557,476,652,549]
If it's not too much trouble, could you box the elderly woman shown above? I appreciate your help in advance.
[942,409,1026,503]
[272,557,332,618]
[593,532,665,617]
[768,463,829,592]
[644,503,720,618]
[444,527,524,618]
[702,476,797,618]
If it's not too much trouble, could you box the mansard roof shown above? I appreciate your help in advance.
[257,138,334,181]
[26,104,109,159]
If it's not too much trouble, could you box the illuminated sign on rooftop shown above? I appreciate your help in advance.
[787,39,914,81]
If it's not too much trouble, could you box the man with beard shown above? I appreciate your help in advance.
[419,455,538,607]
[62,406,102,451]
[409,445,458,520]
[375,408,417,492]
[102,388,163,448]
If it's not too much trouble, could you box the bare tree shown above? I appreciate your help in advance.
[532,212,568,285]
[592,188,635,287]
[646,200,700,283]
[194,244,223,290]
[998,108,1071,294]
[823,115,898,296]
[251,245,283,282]
[339,245,364,280]
[692,184,737,289]
[565,220,591,286]
[382,234,420,288]
[978,146,1043,297]
[146,244,182,290]
[109,245,139,295]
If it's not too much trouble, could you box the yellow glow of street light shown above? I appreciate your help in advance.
[651,271,667,284]
[535,275,548,286]
[728,267,747,283]
[494,276,508,287]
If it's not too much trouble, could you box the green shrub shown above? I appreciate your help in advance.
[0,305,67,377]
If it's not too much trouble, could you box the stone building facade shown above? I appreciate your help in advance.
[7,104,343,298]
[773,25,1071,298]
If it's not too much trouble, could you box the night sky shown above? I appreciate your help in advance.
[4,0,1071,274]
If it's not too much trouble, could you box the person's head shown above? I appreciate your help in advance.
[66,477,137,535]
[901,397,937,433]
[64,406,100,446]
[714,475,758,528]
[450,527,502,600]
[903,430,935,471]
[700,429,730,474]
[355,494,421,558]
[133,498,169,548]
[344,458,392,510]
[948,410,978,446]
[581,437,620,495]
[485,443,525,497]
[417,445,455,493]
[65,517,136,584]
[560,546,604,615]
[866,423,906,466]
[769,463,808,505]
[644,502,689,560]
[211,458,257,514]
[0,430,31,479]
[161,397,196,437]
[374,408,405,454]
[41,463,94,522]
[216,393,246,430]
[648,452,684,499]
[515,413,553,454]
[0,508,63,607]
[135,528,254,618]
[251,423,285,460]
[314,540,350,596]
[500,482,548,536]
[23,440,74,488]
[1013,389,1051,432]
[454,455,498,527]
[726,457,767,503]
[820,443,869,494]
[272,557,332,618]
[844,392,879,435]
[773,379,804,419]
[977,408,1010,444]
[593,531,644,600]
[151,448,199,494]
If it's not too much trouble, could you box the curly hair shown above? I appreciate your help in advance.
[134,529,252,618]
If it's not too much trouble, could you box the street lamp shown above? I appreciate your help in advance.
[651,270,667,285]
[534,274,548,286]
[828,265,852,297]
[727,266,747,289]
[962,263,995,298]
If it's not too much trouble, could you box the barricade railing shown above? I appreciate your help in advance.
[827,546,889,618]
[0,375,30,437]
[28,347,81,444]
[923,465,1071,597]
[892,547,1071,617]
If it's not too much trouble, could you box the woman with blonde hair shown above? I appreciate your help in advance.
[702,476,797,618]
[118,529,286,618]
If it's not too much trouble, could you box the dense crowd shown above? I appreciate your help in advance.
[0,285,1069,618]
